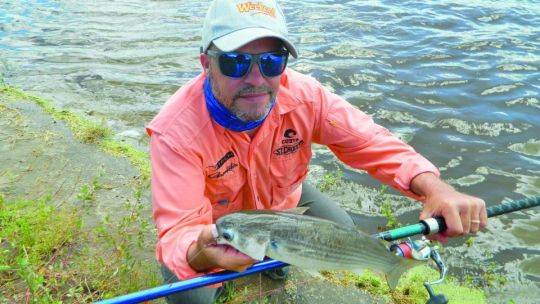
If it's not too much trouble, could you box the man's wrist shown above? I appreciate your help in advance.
[410,172,453,198]
[187,241,209,272]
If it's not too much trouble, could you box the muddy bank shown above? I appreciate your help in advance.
[0,88,150,227]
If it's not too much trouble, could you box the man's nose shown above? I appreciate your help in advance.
[243,61,266,86]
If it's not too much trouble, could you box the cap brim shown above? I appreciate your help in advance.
[212,28,298,58]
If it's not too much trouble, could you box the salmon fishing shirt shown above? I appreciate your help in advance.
[146,68,440,281]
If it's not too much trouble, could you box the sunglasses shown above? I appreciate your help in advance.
[206,49,289,78]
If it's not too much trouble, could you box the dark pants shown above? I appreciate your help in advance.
[161,182,354,304]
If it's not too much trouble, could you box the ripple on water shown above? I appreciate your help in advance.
[508,139,540,157]
[477,14,503,23]
[506,97,540,109]
[451,174,486,187]
[405,79,468,88]
[439,156,463,172]
[509,216,540,247]
[520,256,540,281]
[474,167,540,197]
[413,97,443,105]
[325,44,380,59]
[375,109,431,126]
[481,84,520,95]
[497,63,538,72]
[455,39,506,51]
[436,118,529,136]
[515,175,540,198]
[509,217,540,281]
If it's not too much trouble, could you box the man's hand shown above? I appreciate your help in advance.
[187,224,258,272]
[411,172,487,243]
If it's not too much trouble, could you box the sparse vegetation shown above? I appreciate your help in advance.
[0,84,150,182]
[0,183,159,302]
[0,194,81,302]
[320,266,487,304]
[378,185,399,229]
[318,167,344,192]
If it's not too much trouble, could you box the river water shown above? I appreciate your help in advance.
[1,0,539,302]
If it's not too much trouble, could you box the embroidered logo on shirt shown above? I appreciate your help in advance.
[207,151,238,179]
[273,128,305,156]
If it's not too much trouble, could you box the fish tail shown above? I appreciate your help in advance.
[386,259,421,290]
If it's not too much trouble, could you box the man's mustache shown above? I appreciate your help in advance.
[234,86,272,97]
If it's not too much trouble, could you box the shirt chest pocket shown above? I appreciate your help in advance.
[269,153,310,193]
[204,162,245,203]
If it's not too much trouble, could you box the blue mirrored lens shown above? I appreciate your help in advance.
[260,53,286,77]
[219,53,251,78]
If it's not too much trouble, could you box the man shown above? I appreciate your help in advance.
[146,0,487,303]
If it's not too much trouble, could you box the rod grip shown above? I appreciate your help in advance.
[421,217,447,234]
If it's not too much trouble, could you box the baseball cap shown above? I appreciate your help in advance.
[201,0,298,58]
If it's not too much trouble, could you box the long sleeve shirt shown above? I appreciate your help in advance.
[146,68,440,281]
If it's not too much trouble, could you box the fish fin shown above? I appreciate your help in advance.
[386,259,422,290]
[283,207,310,214]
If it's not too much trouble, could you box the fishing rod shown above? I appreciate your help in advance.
[96,196,540,304]
[374,195,540,241]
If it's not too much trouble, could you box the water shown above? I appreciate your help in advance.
[1,0,539,302]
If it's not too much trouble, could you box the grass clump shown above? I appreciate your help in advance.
[318,168,344,192]
[0,194,81,303]
[378,185,400,230]
[396,266,486,304]
[321,266,486,304]
[75,199,159,300]
[0,189,159,302]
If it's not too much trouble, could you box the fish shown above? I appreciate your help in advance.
[215,209,423,289]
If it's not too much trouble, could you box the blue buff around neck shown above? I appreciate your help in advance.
[204,78,275,132]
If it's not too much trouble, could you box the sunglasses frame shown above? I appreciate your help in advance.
[205,49,289,79]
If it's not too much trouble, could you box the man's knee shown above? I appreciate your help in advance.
[299,182,355,227]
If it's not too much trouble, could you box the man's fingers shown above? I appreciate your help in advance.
[480,203,488,228]
[443,206,463,237]
[208,244,258,271]
[461,207,472,234]
[469,205,481,234]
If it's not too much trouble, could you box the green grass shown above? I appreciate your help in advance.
[378,185,400,229]
[318,168,344,192]
[0,190,160,303]
[0,194,81,303]
[321,266,486,304]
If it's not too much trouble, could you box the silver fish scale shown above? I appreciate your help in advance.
[217,210,401,272]
[268,216,399,270]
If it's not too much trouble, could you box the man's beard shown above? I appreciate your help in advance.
[230,92,275,121]
[209,75,276,122]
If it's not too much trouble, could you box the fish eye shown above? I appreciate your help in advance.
[222,231,233,241]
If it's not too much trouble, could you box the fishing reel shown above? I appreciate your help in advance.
[390,237,449,304]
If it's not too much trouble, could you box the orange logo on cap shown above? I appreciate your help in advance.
[236,2,276,18]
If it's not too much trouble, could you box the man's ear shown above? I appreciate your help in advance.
[200,53,210,74]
